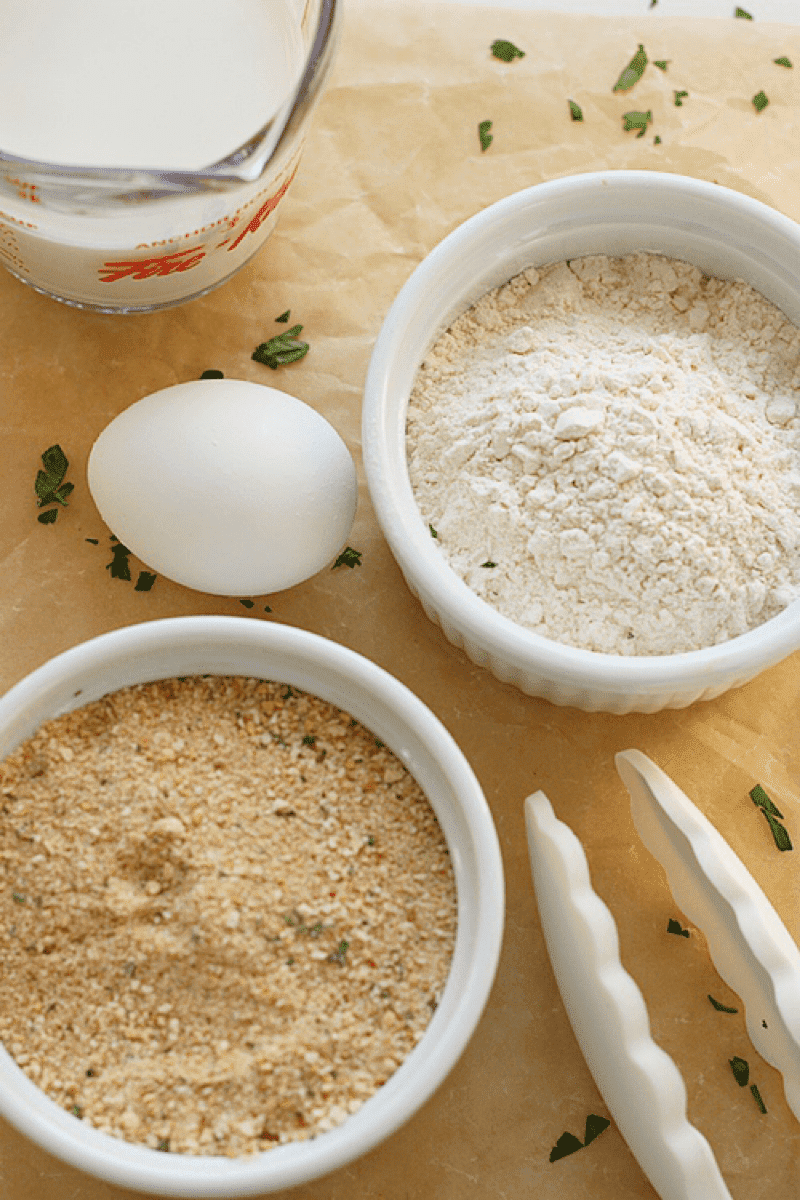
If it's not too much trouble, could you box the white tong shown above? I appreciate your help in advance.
[525,749,800,1200]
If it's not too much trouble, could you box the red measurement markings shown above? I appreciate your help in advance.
[226,167,298,253]
[6,177,41,204]
[99,246,206,284]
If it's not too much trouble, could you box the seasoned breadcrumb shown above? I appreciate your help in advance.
[0,676,456,1156]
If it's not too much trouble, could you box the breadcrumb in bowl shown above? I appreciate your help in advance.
[0,616,504,1197]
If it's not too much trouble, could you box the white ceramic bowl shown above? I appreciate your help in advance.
[363,170,800,713]
[0,617,504,1196]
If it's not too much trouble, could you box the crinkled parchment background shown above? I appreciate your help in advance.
[1,3,800,1197]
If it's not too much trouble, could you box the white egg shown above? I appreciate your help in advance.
[87,379,358,596]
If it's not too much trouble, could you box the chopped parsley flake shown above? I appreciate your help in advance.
[674,90,689,106]
[35,443,73,522]
[199,369,224,379]
[623,109,653,137]
[613,44,648,92]
[654,135,662,144]
[332,547,363,569]
[239,598,255,609]
[429,523,438,538]
[478,120,493,152]
[491,39,525,62]
[708,995,738,1013]
[734,6,753,17]
[568,99,584,121]
[752,90,769,113]
[774,56,793,68]
[480,560,497,568]
[750,783,792,850]
[667,918,689,937]
[654,60,669,70]
[134,571,157,592]
[750,1083,767,1113]
[252,325,309,369]
[729,1056,750,1087]
[106,542,132,581]
[549,1114,610,1162]
[275,310,291,322]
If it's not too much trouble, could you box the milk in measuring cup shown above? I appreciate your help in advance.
[0,0,312,310]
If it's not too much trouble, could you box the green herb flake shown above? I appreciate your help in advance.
[751,785,792,850]
[549,1115,609,1162]
[199,369,224,379]
[302,735,316,747]
[654,60,669,70]
[332,547,362,570]
[252,325,309,370]
[622,109,653,137]
[752,90,769,112]
[491,39,525,62]
[750,1083,767,1113]
[275,310,291,323]
[481,560,497,568]
[429,523,438,538]
[735,6,753,17]
[239,598,255,609]
[329,939,350,964]
[134,571,157,592]
[11,892,26,904]
[667,917,690,937]
[613,44,648,92]
[478,119,493,152]
[654,135,662,144]
[37,509,58,525]
[568,99,584,122]
[764,811,792,851]
[750,783,784,818]
[774,56,793,68]
[70,1105,84,1119]
[85,537,99,544]
[549,1131,584,1162]
[106,542,132,581]
[674,90,689,106]
[157,1138,171,1152]
[729,1055,750,1087]
[709,995,739,1013]
[583,1114,611,1145]
[35,443,73,514]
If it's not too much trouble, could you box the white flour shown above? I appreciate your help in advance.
[406,253,800,655]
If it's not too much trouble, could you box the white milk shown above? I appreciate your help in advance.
[0,0,303,169]
[0,0,314,309]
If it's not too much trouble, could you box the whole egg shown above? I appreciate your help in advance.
[87,379,358,595]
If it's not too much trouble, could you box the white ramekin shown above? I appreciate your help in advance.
[362,170,800,713]
[0,617,504,1196]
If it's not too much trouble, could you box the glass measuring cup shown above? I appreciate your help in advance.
[0,0,338,313]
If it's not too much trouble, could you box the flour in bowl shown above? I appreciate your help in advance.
[406,253,800,655]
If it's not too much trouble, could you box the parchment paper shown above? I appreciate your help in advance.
[2,3,800,1197]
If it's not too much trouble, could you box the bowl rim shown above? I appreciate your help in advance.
[0,616,504,1196]
[362,169,800,695]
